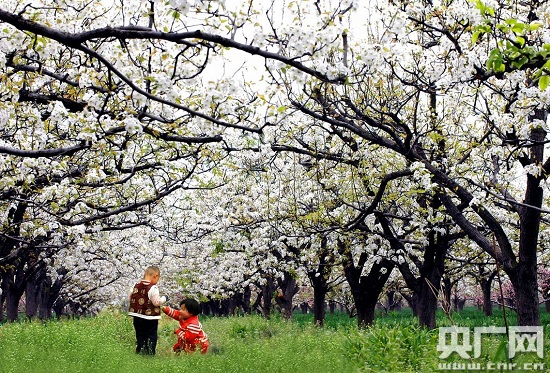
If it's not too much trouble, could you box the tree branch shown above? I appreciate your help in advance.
[0,142,91,158]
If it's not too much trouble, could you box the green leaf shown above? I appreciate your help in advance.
[515,36,525,47]
[487,49,505,72]
[496,24,509,33]
[511,23,526,35]
[529,22,543,31]
[474,0,495,16]
[508,51,521,59]
[480,24,492,33]
[493,339,508,362]
[472,31,481,44]
[495,62,505,72]
[511,56,528,69]
[538,75,549,91]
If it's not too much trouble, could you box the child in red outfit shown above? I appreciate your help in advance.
[163,298,209,354]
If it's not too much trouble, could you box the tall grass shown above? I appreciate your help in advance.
[1,308,549,372]
[0,310,357,373]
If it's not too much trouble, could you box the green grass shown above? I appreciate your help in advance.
[0,308,549,372]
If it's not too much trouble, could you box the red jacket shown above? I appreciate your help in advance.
[163,306,209,354]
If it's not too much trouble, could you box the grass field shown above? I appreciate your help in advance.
[0,307,549,372]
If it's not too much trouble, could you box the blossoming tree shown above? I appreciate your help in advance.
[1,0,550,328]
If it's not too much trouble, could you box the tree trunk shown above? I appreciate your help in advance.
[260,277,276,319]
[480,277,494,316]
[403,293,418,317]
[455,298,466,311]
[339,238,394,328]
[329,300,335,314]
[512,123,545,326]
[416,278,439,329]
[25,262,46,319]
[390,231,448,328]
[227,297,237,315]
[442,277,452,314]
[511,264,540,326]
[201,302,211,316]
[312,285,327,326]
[6,290,22,321]
[39,273,65,319]
[242,285,251,314]
[308,264,330,326]
[4,265,26,322]
[387,290,395,311]
[220,298,231,316]
[38,293,53,319]
[377,209,450,329]
[5,269,26,322]
[25,280,40,319]
[211,299,221,316]
[306,235,335,327]
[401,230,448,329]
[1,201,28,322]
[52,300,64,319]
[275,272,298,320]
[354,290,380,328]
[0,281,5,322]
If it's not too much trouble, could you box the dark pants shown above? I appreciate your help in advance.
[133,317,159,355]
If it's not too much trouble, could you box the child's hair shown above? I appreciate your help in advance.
[144,265,160,277]
[180,298,202,316]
